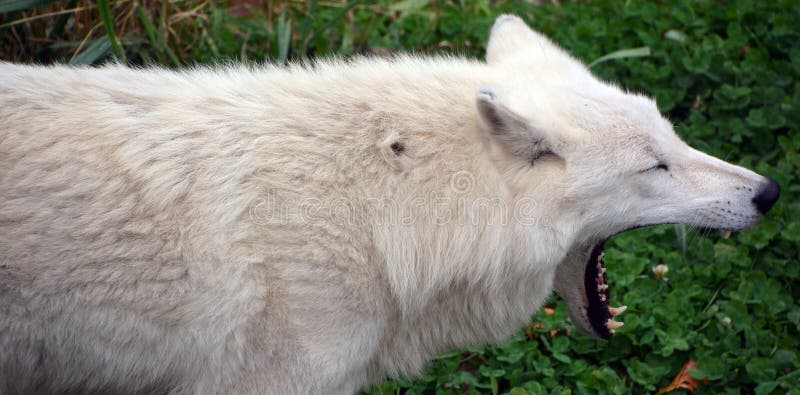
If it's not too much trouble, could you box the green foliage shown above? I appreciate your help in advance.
[96,0,125,63]
[2,1,798,394]
[0,0,55,14]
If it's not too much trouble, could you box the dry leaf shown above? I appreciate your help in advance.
[656,360,708,395]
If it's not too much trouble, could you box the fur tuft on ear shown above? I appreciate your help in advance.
[486,14,580,68]
[476,87,554,164]
[487,15,532,65]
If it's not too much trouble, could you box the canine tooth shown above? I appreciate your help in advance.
[599,294,606,302]
[723,230,732,239]
[597,284,608,292]
[609,305,627,316]
[606,319,624,330]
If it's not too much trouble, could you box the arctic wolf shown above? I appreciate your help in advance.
[0,14,778,394]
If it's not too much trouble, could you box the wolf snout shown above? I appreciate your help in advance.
[752,178,780,214]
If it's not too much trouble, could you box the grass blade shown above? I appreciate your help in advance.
[588,46,651,68]
[135,5,166,64]
[0,0,56,13]
[70,36,112,65]
[276,9,292,64]
[674,224,687,258]
[96,0,126,62]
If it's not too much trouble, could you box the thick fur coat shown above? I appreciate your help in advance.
[0,15,777,394]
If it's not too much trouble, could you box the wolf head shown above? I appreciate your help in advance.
[478,15,779,340]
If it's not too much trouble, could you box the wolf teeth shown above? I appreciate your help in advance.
[606,319,624,330]
[597,284,608,292]
[608,305,627,316]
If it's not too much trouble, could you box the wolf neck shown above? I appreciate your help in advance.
[324,58,577,367]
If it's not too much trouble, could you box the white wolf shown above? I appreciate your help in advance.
[0,14,778,394]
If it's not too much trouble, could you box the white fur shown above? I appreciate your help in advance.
[0,15,772,394]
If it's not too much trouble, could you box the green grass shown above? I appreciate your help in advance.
[2,1,798,394]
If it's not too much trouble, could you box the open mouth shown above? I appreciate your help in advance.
[555,224,688,341]
[584,241,626,340]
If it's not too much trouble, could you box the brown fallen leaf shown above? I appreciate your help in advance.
[656,360,709,395]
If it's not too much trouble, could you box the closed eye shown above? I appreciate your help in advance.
[640,162,669,173]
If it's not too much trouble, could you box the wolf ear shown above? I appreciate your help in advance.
[476,87,554,163]
[486,14,573,66]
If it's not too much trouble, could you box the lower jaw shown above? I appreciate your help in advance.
[584,242,613,339]
[575,222,740,339]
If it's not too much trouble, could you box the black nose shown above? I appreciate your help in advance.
[752,178,780,214]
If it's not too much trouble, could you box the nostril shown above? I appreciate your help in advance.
[751,178,780,214]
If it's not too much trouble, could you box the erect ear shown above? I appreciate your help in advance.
[476,86,555,164]
[486,14,573,66]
